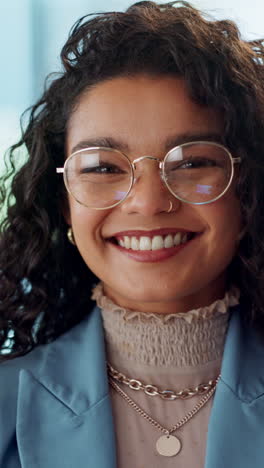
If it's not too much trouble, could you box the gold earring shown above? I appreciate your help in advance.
[67,227,76,245]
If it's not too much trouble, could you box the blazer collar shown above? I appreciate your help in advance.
[30,305,109,413]
[16,306,117,468]
[219,304,264,401]
[15,304,264,468]
[205,305,264,468]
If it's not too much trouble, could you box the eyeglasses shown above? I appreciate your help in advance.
[56,141,241,210]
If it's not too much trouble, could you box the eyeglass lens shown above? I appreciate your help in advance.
[65,149,133,209]
[164,143,232,204]
[64,143,232,208]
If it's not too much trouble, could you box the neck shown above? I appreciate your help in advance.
[103,274,227,315]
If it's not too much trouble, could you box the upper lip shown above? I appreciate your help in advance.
[107,228,200,238]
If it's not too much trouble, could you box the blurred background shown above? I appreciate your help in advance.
[0,0,263,175]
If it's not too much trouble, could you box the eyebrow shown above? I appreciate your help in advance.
[70,133,225,155]
[70,137,130,154]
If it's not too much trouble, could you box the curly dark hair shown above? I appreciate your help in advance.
[0,1,264,360]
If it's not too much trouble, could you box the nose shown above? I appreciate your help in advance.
[120,158,181,216]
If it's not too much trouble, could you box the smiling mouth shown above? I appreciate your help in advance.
[108,232,197,251]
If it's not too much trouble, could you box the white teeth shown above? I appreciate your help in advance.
[124,236,131,249]
[181,233,188,244]
[131,237,139,250]
[117,232,191,250]
[164,234,174,248]
[139,236,152,251]
[174,233,181,246]
[152,235,164,250]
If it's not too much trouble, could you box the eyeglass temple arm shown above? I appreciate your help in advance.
[56,168,64,173]
[233,157,241,164]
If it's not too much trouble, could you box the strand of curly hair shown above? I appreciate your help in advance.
[0,1,264,360]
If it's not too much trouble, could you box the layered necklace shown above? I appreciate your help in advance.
[108,362,220,457]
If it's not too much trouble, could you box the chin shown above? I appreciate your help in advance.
[105,283,185,313]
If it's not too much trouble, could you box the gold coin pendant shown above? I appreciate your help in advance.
[156,435,181,457]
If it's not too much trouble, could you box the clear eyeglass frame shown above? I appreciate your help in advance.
[56,140,241,210]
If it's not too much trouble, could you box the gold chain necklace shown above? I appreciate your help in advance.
[107,362,219,400]
[109,375,220,457]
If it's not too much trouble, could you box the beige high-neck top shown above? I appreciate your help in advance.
[92,284,239,468]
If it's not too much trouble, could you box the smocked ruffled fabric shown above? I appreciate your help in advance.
[92,282,240,367]
[92,282,240,325]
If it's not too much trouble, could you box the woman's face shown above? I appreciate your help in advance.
[65,75,242,314]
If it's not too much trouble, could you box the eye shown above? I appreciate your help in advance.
[80,163,126,174]
[178,157,218,169]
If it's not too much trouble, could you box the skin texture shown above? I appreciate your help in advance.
[65,75,242,314]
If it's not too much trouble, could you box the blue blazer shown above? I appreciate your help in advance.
[0,305,264,468]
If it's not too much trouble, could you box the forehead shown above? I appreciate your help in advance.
[66,75,224,156]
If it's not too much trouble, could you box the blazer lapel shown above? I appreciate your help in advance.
[205,305,264,468]
[16,303,264,467]
[16,307,117,468]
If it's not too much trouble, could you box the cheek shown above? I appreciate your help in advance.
[202,193,242,257]
[68,201,105,245]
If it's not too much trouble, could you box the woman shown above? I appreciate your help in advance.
[0,1,263,467]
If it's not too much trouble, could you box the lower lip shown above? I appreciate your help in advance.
[108,235,199,263]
